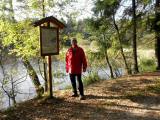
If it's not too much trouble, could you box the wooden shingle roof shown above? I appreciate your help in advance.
[33,16,65,29]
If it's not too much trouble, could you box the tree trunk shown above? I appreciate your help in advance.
[23,59,44,97]
[11,97,16,107]
[11,76,16,107]
[132,0,139,73]
[8,0,15,21]
[104,50,114,79]
[103,34,114,78]
[113,15,131,74]
[43,58,48,92]
[102,34,114,78]
[42,0,48,92]
[155,0,160,70]
[42,0,45,18]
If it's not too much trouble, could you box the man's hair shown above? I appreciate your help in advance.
[71,38,77,44]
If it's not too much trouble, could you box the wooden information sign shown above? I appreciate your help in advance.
[33,16,65,98]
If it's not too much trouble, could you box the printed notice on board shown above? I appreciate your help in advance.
[40,27,58,55]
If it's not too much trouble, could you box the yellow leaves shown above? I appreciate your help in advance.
[62,35,69,41]
[0,20,40,59]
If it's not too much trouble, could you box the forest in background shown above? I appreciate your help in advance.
[0,0,160,108]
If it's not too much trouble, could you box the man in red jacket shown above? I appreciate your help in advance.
[66,38,87,100]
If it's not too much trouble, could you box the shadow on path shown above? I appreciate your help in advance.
[85,94,160,111]
[0,97,159,120]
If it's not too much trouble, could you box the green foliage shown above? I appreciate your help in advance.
[53,71,66,78]
[57,48,67,61]
[87,0,121,58]
[93,0,121,17]
[79,40,90,47]
[139,58,156,72]
[27,0,55,17]
[138,0,153,6]
[89,40,100,53]
[76,33,83,41]
[0,0,15,21]
[0,20,39,59]
[64,84,72,89]
[87,50,105,68]
[83,72,100,86]
[138,33,155,49]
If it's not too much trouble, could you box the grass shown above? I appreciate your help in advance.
[64,85,72,90]
[82,72,101,86]
[64,72,101,90]
[52,71,67,78]
[139,58,156,72]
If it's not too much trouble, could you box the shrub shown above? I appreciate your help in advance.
[82,72,100,86]
[139,58,156,72]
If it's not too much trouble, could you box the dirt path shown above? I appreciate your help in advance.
[0,72,160,120]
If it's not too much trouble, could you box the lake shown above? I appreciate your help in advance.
[0,59,123,110]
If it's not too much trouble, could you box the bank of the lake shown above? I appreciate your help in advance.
[0,58,119,110]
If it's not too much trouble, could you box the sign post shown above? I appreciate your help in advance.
[33,16,65,98]
[48,55,52,98]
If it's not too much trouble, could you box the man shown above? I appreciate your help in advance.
[66,38,87,100]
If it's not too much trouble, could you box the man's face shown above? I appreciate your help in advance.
[71,40,77,47]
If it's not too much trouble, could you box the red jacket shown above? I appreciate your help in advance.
[66,45,87,74]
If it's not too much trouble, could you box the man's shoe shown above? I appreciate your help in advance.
[71,94,78,97]
[80,95,85,100]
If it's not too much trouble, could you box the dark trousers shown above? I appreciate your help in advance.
[69,74,84,96]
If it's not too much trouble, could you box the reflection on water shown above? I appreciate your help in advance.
[0,60,123,110]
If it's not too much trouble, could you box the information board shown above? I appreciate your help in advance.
[40,27,59,56]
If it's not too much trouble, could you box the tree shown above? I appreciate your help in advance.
[0,0,15,21]
[0,20,44,97]
[154,0,160,70]
[0,0,46,97]
[0,0,76,97]
[132,0,139,73]
[87,18,115,78]
[102,33,114,78]
[0,45,28,107]
[91,0,132,74]
[121,0,155,72]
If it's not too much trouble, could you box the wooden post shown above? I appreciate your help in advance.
[47,22,53,98]
[48,55,53,98]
